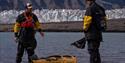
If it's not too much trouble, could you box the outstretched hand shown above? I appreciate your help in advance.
[14,37,19,43]
[39,32,44,37]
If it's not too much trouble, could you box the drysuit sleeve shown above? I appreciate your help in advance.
[100,7,107,31]
[14,15,21,33]
[33,14,42,32]
[14,15,21,37]
[83,7,92,32]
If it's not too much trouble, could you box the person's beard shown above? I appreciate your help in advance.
[86,4,90,8]
[85,1,93,8]
[25,10,32,16]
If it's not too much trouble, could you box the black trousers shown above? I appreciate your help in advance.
[87,40,101,63]
[16,39,37,63]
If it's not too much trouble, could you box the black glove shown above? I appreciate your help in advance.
[15,32,19,38]
[14,32,19,43]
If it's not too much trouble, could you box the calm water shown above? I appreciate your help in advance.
[0,32,125,63]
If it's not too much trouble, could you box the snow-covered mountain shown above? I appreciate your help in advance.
[0,9,125,24]
[0,0,125,24]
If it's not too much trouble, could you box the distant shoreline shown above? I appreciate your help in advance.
[0,18,125,32]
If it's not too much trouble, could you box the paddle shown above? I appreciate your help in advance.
[71,37,86,49]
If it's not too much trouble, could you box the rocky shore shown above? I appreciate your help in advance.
[0,18,125,32]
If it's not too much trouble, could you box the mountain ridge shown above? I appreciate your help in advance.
[0,0,125,10]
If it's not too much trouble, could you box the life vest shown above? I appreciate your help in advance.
[21,13,35,28]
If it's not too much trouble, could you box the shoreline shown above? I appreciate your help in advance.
[0,18,125,32]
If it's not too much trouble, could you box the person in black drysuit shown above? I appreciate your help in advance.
[14,3,44,63]
[83,0,107,63]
